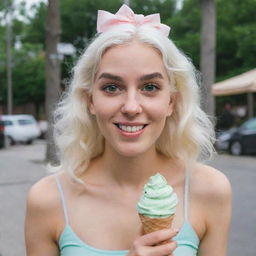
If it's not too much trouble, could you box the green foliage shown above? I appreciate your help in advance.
[60,0,123,49]
[13,44,45,105]
[1,44,45,106]
[21,2,47,46]
[167,0,201,67]
[130,0,176,20]
[216,0,256,79]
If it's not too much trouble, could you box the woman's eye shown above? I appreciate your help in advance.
[142,84,159,92]
[102,84,120,93]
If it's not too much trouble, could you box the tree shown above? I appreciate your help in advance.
[130,0,176,21]
[22,2,47,46]
[60,0,123,50]
[12,44,45,116]
[45,0,61,163]
[200,0,216,117]
[216,0,256,78]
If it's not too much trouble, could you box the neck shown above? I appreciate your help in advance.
[96,144,174,189]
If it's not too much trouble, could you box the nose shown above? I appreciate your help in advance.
[121,91,142,116]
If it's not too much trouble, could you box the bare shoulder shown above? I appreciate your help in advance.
[26,173,62,225]
[189,164,232,254]
[27,174,58,209]
[25,175,62,255]
[190,163,232,204]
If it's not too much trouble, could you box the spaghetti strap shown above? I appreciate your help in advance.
[54,174,69,225]
[184,169,190,221]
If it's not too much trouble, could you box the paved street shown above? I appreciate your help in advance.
[0,141,255,256]
[207,153,256,256]
[0,141,46,256]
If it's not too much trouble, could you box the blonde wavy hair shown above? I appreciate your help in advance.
[53,24,216,181]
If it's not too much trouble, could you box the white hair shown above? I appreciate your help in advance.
[52,24,216,181]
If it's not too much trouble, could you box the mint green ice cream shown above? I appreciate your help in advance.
[137,173,178,218]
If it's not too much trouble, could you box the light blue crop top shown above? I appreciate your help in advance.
[55,173,199,256]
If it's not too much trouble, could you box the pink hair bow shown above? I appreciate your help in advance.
[97,4,170,37]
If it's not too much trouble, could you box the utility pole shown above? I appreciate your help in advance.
[5,0,13,114]
[123,0,130,5]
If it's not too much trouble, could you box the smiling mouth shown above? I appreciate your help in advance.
[114,123,148,133]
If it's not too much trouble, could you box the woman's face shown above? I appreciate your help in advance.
[89,41,175,157]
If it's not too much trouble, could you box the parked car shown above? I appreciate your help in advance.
[38,120,48,139]
[0,116,5,148]
[216,117,256,155]
[2,115,41,145]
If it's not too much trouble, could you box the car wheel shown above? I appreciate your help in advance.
[5,136,14,147]
[230,141,243,156]
[26,139,33,145]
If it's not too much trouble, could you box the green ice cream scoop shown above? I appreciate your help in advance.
[137,173,178,218]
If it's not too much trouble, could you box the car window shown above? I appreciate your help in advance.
[3,120,13,126]
[242,119,256,131]
[18,119,35,125]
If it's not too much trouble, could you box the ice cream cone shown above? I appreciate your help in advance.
[139,213,174,245]
[137,173,178,245]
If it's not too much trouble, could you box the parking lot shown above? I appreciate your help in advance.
[0,141,256,256]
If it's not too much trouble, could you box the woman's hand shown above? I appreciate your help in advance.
[126,228,178,256]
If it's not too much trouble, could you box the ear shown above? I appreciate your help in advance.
[83,89,96,115]
[167,92,178,117]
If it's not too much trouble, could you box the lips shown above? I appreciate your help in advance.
[114,123,148,133]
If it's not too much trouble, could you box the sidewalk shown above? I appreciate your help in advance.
[0,141,46,256]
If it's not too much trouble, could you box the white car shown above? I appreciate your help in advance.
[2,115,41,145]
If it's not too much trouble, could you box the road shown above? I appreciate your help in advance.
[207,153,256,256]
[0,141,255,256]
[0,141,46,256]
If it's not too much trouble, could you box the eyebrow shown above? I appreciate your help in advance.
[97,72,164,82]
[98,73,123,82]
[139,72,164,81]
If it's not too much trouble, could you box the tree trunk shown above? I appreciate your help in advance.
[200,0,216,118]
[45,0,61,164]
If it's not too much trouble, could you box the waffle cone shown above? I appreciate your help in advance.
[139,214,174,245]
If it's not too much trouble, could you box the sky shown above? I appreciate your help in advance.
[10,0,46,21]
[15,0,46,7]
[15,0,46,16]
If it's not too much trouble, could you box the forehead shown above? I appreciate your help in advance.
[96,41,168,79]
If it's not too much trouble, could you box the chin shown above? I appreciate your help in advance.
[114,144,155,158]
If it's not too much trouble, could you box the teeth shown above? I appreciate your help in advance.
[118,124,144,133]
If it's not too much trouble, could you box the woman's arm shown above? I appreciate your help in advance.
[198,167,232,256]
[25,177,59,256]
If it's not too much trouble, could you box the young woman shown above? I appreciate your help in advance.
[25,5,231,256]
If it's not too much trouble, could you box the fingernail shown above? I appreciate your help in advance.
[174,229,179,234]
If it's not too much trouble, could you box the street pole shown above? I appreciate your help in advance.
[5,0,13,115]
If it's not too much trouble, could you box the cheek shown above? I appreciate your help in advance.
[146,98,171,119]
[92,93,113,115]
[92,100,118,126]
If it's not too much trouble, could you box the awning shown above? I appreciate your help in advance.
[212,69,256,96]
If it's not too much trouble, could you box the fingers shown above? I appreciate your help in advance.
[127,229,179,256]
[130,239,177,256]
[145,241,177,256]
[139,229,179,246]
